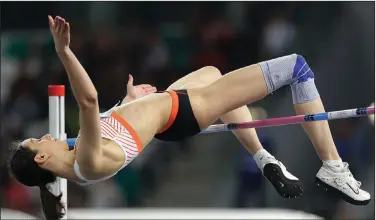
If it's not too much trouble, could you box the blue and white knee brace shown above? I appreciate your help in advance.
[259,54,320,104]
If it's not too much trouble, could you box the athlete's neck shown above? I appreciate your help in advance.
[53,150,82,182]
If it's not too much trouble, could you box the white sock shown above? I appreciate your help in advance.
[253,149,275,170]
[323,159,344,172]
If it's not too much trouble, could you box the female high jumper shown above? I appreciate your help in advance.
[9,16,370,220]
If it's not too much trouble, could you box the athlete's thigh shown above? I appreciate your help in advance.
[189,64,268,128]
[167,66,222,90]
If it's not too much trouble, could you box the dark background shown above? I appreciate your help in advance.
[1,2,374,219]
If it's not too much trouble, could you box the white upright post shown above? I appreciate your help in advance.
[48,85,67,219]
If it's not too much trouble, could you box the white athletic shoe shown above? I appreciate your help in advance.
[316,162,371,205]
[261,156,304,198]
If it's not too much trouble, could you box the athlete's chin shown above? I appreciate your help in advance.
[53,139,69,151]
[62,142,70,151]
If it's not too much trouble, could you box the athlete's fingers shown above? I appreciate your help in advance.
[127,74,134,86]
[57,17,66,34]
[66,22,70,35]
[48,15,55,30]
[145,87,157,93]
[140,84,153,89]
[62,21,67,34]
[54,16,62,34]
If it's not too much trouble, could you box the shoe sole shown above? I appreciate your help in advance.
[263,163,304,198]
[316,177,370,205]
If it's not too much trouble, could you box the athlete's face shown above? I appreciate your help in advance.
[22,134,69,165]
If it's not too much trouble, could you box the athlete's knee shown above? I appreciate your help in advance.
[291,54,315,83]
[259,53,320,104]
[193,66,222,86]
[290,54,319,104]
[200,66,222,78]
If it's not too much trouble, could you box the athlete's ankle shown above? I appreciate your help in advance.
[323,158,344,172]
[248,145,263,155]
[253,149,275,169]
[319,148,341,161]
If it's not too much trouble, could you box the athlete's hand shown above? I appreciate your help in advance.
[48,15,70,53]
[124,74,157,102]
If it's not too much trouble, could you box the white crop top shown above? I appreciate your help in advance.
[73,103,142,186]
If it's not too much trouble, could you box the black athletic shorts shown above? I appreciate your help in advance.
[154,90,201,141]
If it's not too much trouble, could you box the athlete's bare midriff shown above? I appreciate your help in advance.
[115,92,172,149]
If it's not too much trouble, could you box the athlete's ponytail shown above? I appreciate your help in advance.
[39,184,65,220]
[8,141,65,219]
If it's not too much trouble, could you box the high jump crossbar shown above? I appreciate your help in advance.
[199,106,375,133]
[48,85,67,219]
[65,106,375,147]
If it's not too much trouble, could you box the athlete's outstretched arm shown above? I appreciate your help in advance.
[49,16,98,107]
[49,16,102,173]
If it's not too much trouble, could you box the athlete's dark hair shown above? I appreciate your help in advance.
[8,141,65,220]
